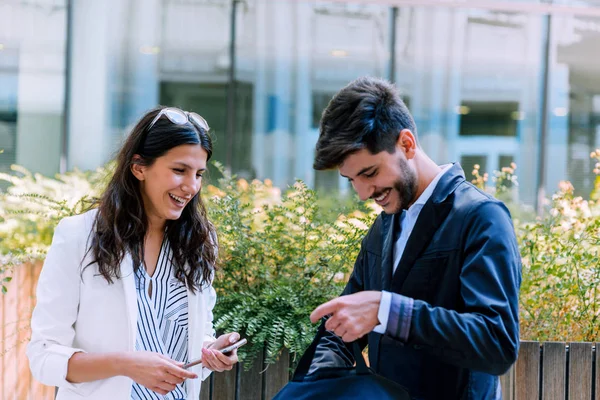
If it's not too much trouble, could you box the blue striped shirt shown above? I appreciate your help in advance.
[131,238,189,400]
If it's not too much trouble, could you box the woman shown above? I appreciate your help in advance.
[27,107,239,399]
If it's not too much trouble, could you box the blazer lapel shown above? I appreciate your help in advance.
[120,254,138,349]
[390,163,464,293]
[380,213,398,291]
[391,199,453,292]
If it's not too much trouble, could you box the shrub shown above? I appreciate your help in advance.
[0,162,376,363]
[2,153,600,362]
[206,163,376,365]
[0,164,110,292]
[517,152,600,342]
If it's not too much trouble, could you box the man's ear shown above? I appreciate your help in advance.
[396,129,417,159]
[130,154,146,181]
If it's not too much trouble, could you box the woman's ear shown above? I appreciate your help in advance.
[130,154,146,181]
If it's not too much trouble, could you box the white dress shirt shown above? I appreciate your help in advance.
[373,164,453,334]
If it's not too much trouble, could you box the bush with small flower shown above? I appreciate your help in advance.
[2,152,600,365]
[0,162,377,365]
[517,151,600,342]
[469,153,600,342]
[206,163,377,366]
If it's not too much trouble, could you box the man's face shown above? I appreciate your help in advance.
[339,146,418,214]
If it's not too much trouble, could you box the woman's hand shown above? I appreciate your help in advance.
[202,332,240,372]
[122,351,197,396]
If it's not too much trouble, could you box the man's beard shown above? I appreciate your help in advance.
[391,158,418,214]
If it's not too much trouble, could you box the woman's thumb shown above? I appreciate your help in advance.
[229,332,240,343]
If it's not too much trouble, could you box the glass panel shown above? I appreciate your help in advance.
[0,0,67,175]
[237,0,391,191]
[67,0,232,172]
[459,101,519,137]
[460,154,488,183]
[10,0,600,209]
[312,92,335,129]
[394,6,544,205]
[548,13,600,198]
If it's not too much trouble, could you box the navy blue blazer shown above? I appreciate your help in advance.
[310,163,521,400]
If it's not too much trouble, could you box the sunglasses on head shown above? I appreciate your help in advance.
[147,107,210,132]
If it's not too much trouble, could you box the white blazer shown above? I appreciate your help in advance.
[27,209,216,400]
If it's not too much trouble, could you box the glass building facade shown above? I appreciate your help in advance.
[2,0,600,208]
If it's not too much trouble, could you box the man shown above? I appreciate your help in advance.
[308,76,521,400]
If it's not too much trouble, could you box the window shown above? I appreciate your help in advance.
[0,110,17,173]
[459,101,519,137]
[498,154,514,169]
[312,92,335,129]
[160,81,254,179]
[460,155,487,182]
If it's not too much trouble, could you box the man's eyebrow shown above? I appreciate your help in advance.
[340,165,376,179]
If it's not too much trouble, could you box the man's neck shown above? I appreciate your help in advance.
[413,150,443,201]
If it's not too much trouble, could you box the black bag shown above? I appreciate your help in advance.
[273,324,411,400]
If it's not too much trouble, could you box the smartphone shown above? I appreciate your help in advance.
[183,338,247,369]
[219,338,247,354]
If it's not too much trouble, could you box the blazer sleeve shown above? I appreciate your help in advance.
[26,216,99,395]
[388,200,521,375]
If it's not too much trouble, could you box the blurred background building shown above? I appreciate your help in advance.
[1,0,600,208]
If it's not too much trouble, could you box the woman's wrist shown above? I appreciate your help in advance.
[112,352,133,377]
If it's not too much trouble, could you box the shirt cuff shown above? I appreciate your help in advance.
[386,293,414,342]
[44,345,98,395]
[373,291,392,334]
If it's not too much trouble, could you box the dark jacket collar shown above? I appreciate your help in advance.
[380,163,465,291]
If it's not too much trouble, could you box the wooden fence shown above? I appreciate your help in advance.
[499,341,600,400]
[2,264,599,399]
[202,342,599,400]
[1,262,54,400]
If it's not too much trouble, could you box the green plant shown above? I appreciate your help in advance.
[206,163,376,366]
[518,153,600,342]
[0,164,111,288]
[3,153,600,361]
[469,152,600,342]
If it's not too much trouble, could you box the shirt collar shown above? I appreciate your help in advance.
[408,163,453,211]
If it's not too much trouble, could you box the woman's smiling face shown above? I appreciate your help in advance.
[133,143,208,226]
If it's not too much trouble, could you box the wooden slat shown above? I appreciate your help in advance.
[29,262,54,400]
[264,349,289,399]
[0,267,6,398]
[594,342,600,400]
[238,349,264,400]
[17,263,34,399]
[200,372,212,400]
[516,341,540,400]
[212,364,237,400]
[29,376,54,400]
[2,267,19,400]
[500,365,515,400]
[569,342,593,400]
[542,342,566,400]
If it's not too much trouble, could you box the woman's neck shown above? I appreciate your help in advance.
[146,215,166,237]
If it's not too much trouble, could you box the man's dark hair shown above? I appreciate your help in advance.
[313,76,417,170]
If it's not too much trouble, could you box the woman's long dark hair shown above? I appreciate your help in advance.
[86,107,217,292]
